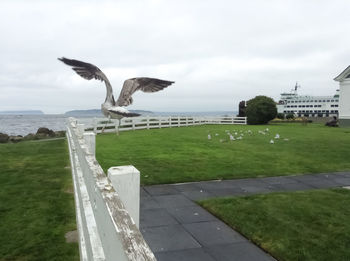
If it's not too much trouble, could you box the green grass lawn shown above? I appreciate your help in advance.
[96,123,350,185]
[199,188,350,261]
[0,139,79,261]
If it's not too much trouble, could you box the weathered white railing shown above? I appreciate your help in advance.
[66,118,156,261]
[87,115,247,134]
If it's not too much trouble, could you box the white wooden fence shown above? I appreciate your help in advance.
[66,118,156,261]
[86,115,247,134]
[66,115,246,260]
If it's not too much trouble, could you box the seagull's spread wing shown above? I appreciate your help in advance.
[116,77,174,106]
[58,57,109,82]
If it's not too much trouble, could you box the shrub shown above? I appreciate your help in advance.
[286,113,295,120]
[246,96,277,124]
[277,113,285,120]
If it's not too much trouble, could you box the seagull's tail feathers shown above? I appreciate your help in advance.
[123,112,141,117]
[108,109,140,118]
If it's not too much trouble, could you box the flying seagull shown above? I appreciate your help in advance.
[58,57,174,132]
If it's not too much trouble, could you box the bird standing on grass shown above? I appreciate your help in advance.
[58,57,174,133]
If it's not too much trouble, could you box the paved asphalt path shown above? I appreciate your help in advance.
[140,172,350,261]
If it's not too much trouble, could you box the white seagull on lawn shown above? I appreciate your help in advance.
[58,57,174,132]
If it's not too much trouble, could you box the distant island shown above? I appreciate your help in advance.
[0,110,44,115]
[65,109,153,116]
[64,109,237,117]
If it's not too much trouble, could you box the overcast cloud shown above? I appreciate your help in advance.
[1,0,349,114]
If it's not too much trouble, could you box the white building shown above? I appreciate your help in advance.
[277,86,339,118]
[334,66,350,127]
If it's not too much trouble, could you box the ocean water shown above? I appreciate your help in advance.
[0,111,237,136]
[0,114,96,136]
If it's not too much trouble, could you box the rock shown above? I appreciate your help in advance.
[9,135,23,143]
[0,133,9,143]
[23,133,35,141]
[325,116,338,127]
[34,133,48,140]
[36,127,55,137]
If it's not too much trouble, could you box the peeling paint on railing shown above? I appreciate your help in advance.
[66,117,156,261]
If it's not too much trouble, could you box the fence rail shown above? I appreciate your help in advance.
[66,118,156,261]
[86,116,247,133]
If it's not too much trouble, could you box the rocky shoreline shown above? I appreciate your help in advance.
[0,127,66,143]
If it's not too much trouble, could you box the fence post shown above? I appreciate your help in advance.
[132,118,135,131]
[83,132,96,156]
[178,116,180,127]
[107,166,140,228]
[77,123,85,138]
[169,116,172,128]
[146,116,150,129]
[115,119,119,133]
[159,118,161,128]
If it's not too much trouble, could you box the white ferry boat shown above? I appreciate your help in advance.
[277,83,339,117]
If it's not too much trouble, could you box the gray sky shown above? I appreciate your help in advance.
[1,0,349,114]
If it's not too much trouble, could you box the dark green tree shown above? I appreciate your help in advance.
[246,96,277,124]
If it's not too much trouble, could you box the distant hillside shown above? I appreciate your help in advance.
[65,109,153,116]
[65,109,101,116]
[0,110,44,115]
